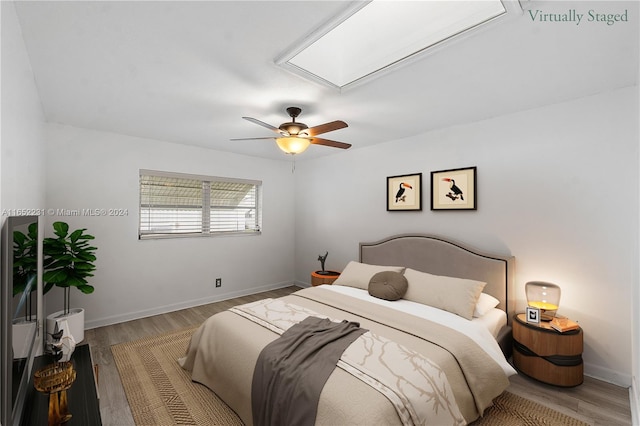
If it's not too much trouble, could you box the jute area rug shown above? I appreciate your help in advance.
[112,327,589,426]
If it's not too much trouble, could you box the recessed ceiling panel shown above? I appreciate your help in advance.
[282,0,507,89]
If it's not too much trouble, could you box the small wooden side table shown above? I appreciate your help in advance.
[311,271,340,286]
[512,313,583,387]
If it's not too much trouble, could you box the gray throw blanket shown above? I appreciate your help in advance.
[251,316,367,426]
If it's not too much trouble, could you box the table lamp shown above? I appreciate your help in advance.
[526,281,561,321]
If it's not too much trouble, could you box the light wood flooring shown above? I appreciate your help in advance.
[85,285,632,426]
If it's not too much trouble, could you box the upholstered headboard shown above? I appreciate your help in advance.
[360,234,515,324]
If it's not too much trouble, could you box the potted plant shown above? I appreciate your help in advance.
[44,221,97,343]
[13,221,38,313]
[12,221,39,357]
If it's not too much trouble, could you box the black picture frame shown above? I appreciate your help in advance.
[387,173,422,211]
[431,166,477,210]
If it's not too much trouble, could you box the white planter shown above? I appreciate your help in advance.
[46,308,85,343]
[12,319,38,358]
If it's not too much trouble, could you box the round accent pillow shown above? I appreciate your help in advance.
[368,271,408,301]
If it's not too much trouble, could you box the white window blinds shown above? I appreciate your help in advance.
[139,170,261,239]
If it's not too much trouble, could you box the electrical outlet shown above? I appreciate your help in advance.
[215,278,222,288]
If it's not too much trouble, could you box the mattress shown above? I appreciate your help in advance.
[180,285,515,425]
[324,284,509,339]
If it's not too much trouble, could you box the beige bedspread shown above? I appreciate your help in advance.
[179,286,510,425]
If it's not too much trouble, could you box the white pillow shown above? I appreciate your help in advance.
[473,293,500,318]
[333,261,405,290]
[403,268,486,320]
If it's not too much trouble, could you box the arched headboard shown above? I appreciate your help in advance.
[360,234,515,324]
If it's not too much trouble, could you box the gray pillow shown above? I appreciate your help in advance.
[368,271,408,301]
[333,261,405,290]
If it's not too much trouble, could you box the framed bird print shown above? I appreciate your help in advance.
[431,167,477,210]
[387,173,422,211]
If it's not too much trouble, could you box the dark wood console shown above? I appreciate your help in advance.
[21,344,101,425]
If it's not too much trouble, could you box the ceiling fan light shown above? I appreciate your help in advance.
[276,137,311,155]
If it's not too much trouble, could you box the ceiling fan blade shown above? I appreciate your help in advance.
[310,137,352,149]
[303,120,348,136]
[242,117,288,135]
[230,137,276,141]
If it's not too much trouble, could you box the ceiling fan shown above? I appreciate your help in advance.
[231,107,351,155]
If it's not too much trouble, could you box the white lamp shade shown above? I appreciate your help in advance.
[276,137,311,154]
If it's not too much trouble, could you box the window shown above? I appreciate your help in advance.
[139,170,261,239]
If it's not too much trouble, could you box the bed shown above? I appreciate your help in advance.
[180,234,516,425]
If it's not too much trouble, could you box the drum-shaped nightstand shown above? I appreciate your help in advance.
[512,313,583,387]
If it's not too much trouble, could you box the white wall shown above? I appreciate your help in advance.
[633,26,640,425]
[1,1,46,213]
[0,4,47,413]
[44,124,296,328]
[634,44,640,423]
[634,148,640,422]
[294,86,639,387]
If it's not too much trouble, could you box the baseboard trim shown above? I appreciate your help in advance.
[84,281,296,329]
[631,376,640,426]
[295,280,311,288]
[584,361,632,387]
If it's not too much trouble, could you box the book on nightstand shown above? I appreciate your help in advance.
[550,316,580,333]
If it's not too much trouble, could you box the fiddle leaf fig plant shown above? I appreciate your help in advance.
[43,221,97,315]
[12,222,39,320]
[12,222,38,297]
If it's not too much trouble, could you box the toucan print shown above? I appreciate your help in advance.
[395,182,412,202]
[442,178,464,201]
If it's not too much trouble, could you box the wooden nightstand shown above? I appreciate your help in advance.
[311,271,340,286]
[512,313,583,387]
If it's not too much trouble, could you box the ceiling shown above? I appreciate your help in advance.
[11,1,639,161]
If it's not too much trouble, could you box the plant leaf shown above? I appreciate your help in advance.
[28,222,38,239]
[73,262,95,270]
[13,231,26,246]
[43,269,69,283]
[78,284,94,294]
[53,222,69,238]
[76,253,97,262]
[70,229,84,243]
